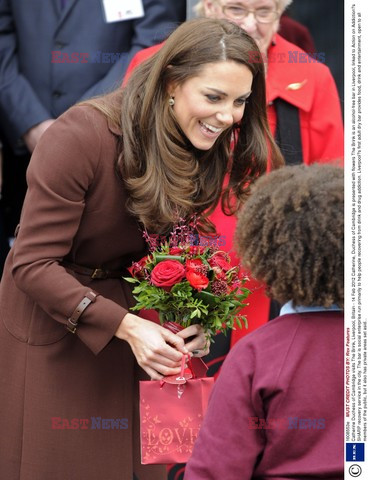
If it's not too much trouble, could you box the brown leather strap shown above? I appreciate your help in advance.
[61,261,129,279]
[66,291,98,334]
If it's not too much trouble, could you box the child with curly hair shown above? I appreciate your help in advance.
[185,164,344,480]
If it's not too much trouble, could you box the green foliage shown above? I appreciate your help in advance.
[124,237,252,339]
[126,276,250,337]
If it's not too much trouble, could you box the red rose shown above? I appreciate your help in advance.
[208,252,232,272]
[186,270,209,291]
[129,255,148,280]
[185,258,209,291]
[169,247,184,255]
[150,260,185,290]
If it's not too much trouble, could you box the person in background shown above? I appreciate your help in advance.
[283,0,344,111]
[0,0,186,273]
[185,163,344,480]
[278,12,316,52]
[196,0,343,165]
[122,0,344,369]
[0,18,283,479]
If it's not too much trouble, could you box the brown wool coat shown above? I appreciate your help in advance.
[0,106,166,480]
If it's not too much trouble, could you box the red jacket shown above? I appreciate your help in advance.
[266,34,343,166]
[122,36,344,344]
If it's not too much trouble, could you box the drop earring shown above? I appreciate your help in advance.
[168,97,175,106]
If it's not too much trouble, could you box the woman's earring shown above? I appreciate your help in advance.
[168,97,175,106]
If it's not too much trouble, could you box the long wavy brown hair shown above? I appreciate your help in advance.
[84,18,283,234]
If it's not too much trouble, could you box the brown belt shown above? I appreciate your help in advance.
[61,261,130,279]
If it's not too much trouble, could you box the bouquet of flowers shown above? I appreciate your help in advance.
[125,221,250,340]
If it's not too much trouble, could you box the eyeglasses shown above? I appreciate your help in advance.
[221,4,279,24]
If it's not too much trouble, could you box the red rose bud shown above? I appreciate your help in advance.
[208,252,232,272]
[129,256,148,279]
[150,260,185,290]
[186,270,209,291]
[169,247,184,255]
[213,268,226,280]
[188,245,206,255]
[186,258,207,273]
[212,251,230,261]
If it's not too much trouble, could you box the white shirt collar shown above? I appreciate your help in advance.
[280,300,343,316]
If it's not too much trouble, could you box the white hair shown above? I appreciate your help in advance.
[194,0,294,18]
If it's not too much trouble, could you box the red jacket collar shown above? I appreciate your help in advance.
[266,34,317,112]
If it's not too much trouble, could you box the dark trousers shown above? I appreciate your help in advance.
[1,141,29,237]
[0,140,30,276]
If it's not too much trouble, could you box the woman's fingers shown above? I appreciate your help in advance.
[148,352,182,369]
[177,324,209,355]
[139,351,186,379]
[191,346,210,357]
[177,324,202,339]
[160,328,189,358]
[146,361,183,378]
[116,313,210,375]
[117,313,190,377]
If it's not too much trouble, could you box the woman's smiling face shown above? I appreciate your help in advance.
[168,60,253,151]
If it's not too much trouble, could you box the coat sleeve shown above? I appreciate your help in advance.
[0,0,52,145]
[307,65,344,165]
[10,107,128,355]
[81,0,185,100]
[184,339,266,480]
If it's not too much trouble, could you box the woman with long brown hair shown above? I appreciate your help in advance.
[0,18,282,479]
[124,0,344,352]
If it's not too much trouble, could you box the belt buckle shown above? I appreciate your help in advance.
[91,268,107,279]
[66,318,78,334]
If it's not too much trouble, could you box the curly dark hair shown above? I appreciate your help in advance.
[235,164,344,308]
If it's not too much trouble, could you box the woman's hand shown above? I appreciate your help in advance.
[177,324,210,358]
[115,313,189,380]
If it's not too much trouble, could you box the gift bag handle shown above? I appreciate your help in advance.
[176,354,188,381]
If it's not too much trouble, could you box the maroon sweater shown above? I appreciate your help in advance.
[185,311,344,480]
